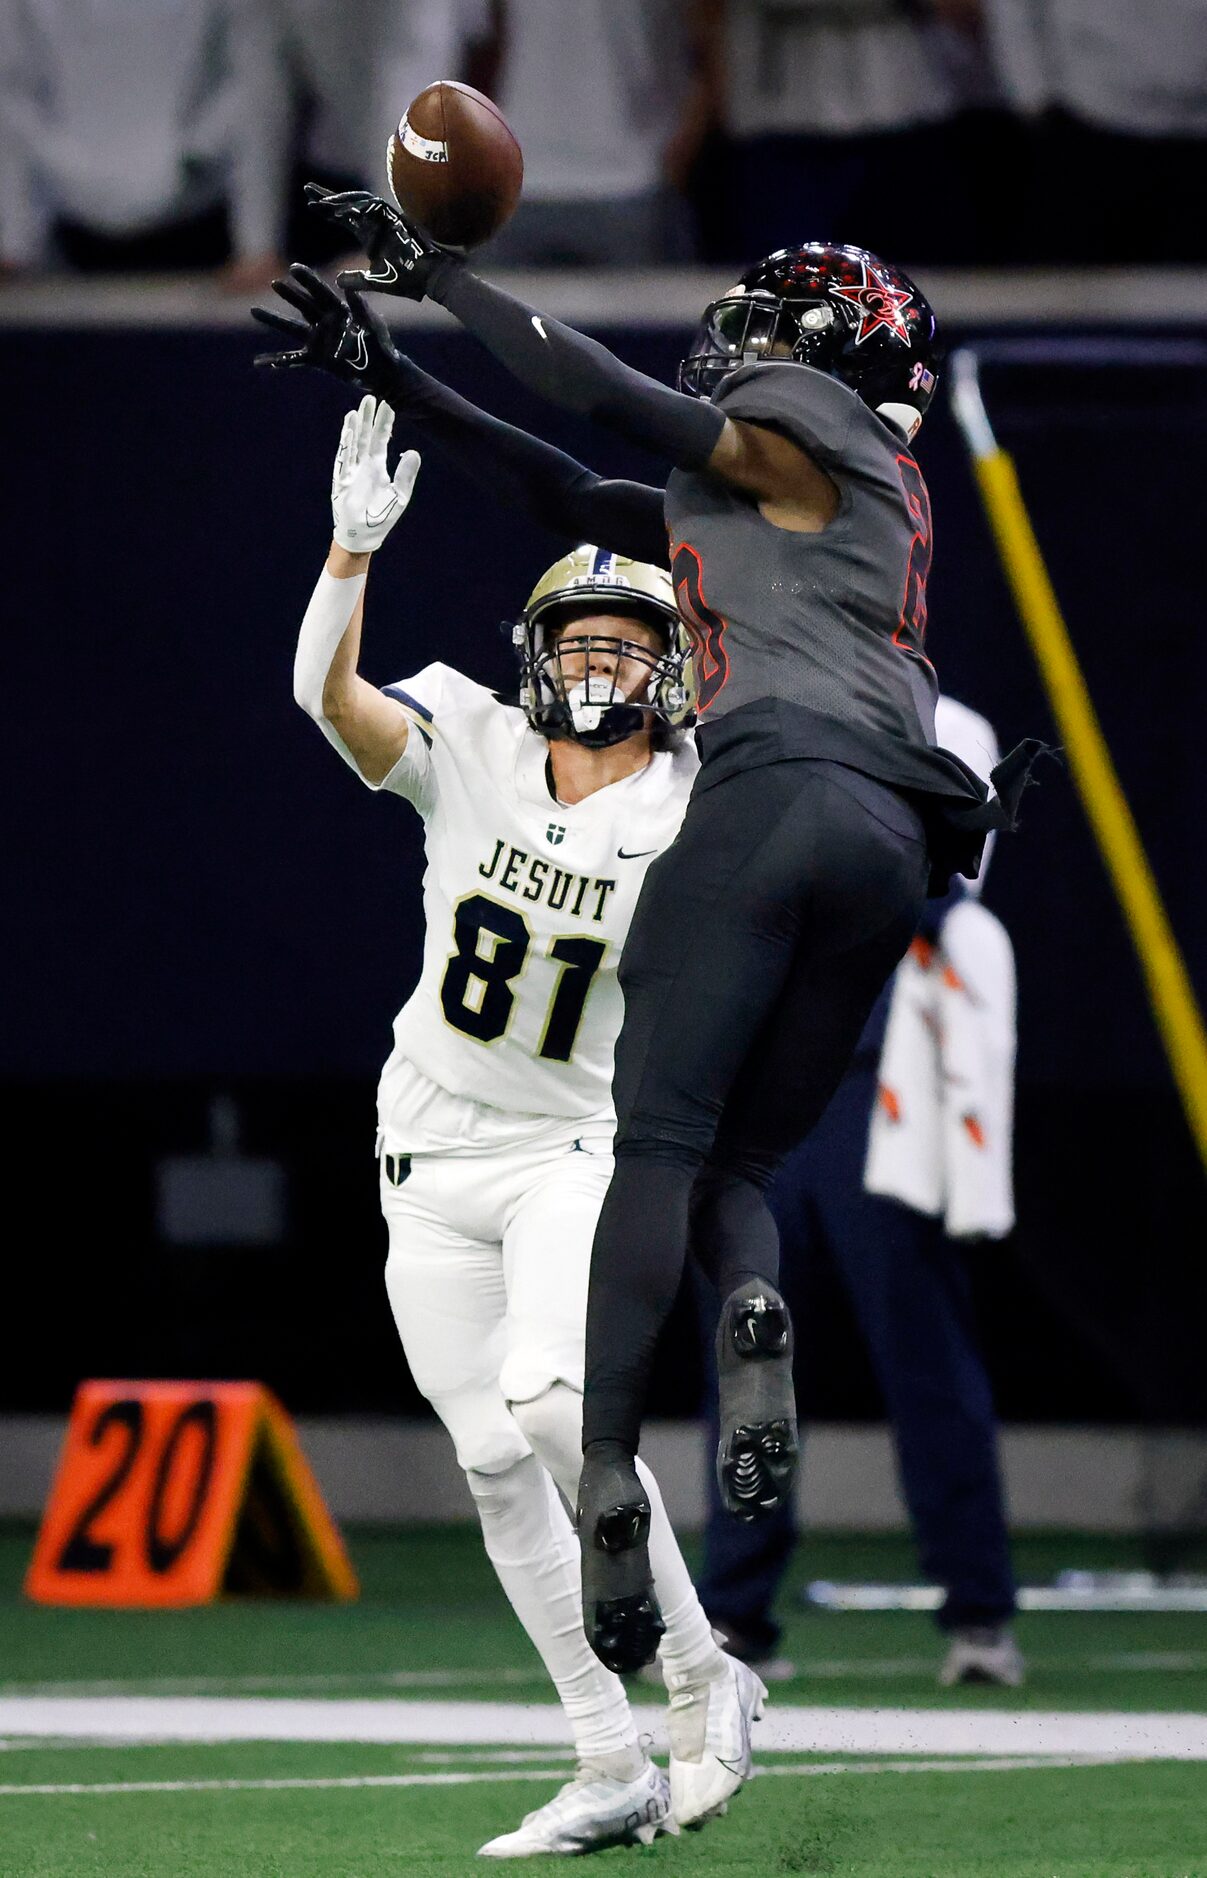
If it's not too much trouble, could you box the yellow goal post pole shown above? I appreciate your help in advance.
[948,347,1207,1174]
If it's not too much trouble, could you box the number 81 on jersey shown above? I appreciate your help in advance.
[441,892,608,1062]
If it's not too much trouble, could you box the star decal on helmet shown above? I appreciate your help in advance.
[832,259,914,346]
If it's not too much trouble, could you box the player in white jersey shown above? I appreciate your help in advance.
[290,393,767,1856]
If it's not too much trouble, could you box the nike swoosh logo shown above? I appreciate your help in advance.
[532,315,548,341]
[714,1701,753,1777]
[366,498,399,525]
[617,848,657,860]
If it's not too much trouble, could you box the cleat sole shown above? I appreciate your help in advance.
[596,1497,652,1554]
[717,1418,800,1520]
[592,1591,665,1674]
[715,1285,798,1520]
[578,1452,666,1674]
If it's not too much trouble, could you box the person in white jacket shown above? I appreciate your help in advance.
[693,693,1024,1689]
[0,0,287,285]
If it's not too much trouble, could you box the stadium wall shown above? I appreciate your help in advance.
[2,273,1204,1430]
[4,1415,1207,1533]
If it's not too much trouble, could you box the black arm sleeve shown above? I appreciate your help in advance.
[377,350,671,566]
[427,259,725,470]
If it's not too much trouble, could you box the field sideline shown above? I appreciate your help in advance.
[4,1524,1207,1875]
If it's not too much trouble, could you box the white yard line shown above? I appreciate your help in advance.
[413,1749,575,1763]
[0,1738,130,1753]
[0,1669,544,1698]
[0,1769,571,1797]
[0,1744,573,1764]
[0,1755,1149,1799]
[755,1755,1140,1777]
[1,1698,1206,1760]
[5,1652,1205,1700]
[808,1585,1207,1613]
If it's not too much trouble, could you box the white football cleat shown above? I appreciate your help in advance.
[938,1625,1026,1688]
[667,1652,766,1828]
[476,1758,676,1858]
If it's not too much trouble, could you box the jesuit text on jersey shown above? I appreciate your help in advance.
[478,840,617,924]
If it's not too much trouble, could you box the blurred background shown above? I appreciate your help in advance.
[2,0,1205,1559]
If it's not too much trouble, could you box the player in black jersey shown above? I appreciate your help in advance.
[254,210,1039,1675]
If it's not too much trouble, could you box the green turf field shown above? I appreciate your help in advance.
[4,1524,1207,1877]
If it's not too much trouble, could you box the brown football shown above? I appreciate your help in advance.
[387,81,523,250]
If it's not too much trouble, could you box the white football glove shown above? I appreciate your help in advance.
[331,394,420,552]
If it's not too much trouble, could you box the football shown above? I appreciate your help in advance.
[386,81,523,250]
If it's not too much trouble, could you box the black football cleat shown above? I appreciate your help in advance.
[576,1447,666,1674]
[715,1282,799,1521]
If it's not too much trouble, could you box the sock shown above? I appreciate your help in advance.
[636,1457,727,1690]
[580,1743,649,1783]
[466,1452,639,1761]
[511,1383,725,1693]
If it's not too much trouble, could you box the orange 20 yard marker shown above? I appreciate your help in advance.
[26,1380,358,1607]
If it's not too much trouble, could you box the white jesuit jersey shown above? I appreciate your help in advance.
[367,664,699,1151]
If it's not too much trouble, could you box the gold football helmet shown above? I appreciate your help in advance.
[516,545,696,748]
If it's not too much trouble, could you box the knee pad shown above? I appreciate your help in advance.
[509,1383,585,1504]
[419,1387,531,1479]
[464,1451,542,1522]
[464,1451,575,1570]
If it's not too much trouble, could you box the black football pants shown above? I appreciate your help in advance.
[583,758,930,1454]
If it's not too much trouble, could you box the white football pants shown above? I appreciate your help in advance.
[381,1128,611,1461]
[380,1126,722,1757]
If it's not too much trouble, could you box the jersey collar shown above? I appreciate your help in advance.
[514,726,670,812]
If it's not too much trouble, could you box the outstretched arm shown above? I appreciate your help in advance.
[424,265,725,471]
[294,397,419,786]
[254,267,671,565]
[376,357,671,566]
[424,268,837,522]
[305,187,724,468]
[305,190,837,519]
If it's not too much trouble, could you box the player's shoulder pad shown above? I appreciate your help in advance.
[715,361,861,471]
[381,663,501,742]
[381,661,444,738]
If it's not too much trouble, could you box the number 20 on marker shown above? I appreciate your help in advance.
[25,1379,356,1607]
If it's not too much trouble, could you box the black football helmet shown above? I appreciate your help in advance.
[679,243,940,436]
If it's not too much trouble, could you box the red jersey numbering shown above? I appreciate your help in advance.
[894,454,933,661]
[671,540,730,712]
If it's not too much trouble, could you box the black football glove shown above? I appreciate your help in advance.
[253,264,438,409]
[251,263,379,381]
[304,183,453,301]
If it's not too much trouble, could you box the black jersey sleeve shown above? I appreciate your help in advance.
[714,363,862,473]
[371,349,670,565]
[428,263,726,470]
